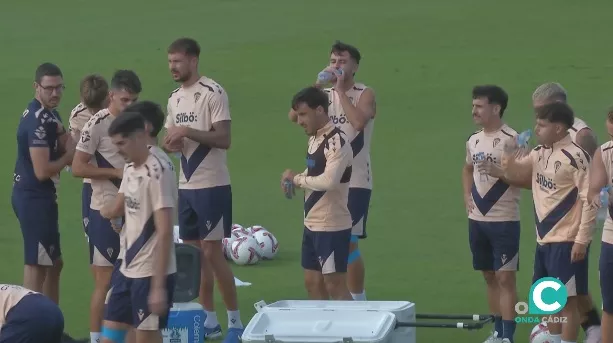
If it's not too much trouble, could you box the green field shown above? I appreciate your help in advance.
[2,0,613,342]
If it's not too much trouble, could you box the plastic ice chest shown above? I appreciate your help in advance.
[242,307,397,343]
[254,300,416,343]
[162,302,205,343]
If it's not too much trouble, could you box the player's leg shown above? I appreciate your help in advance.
[101,271,133,343]
[317,228,353,300]
[579,294,602,341]
[490,221,520,343]
[302,227,329,300]
[600,242,613,343]
[43,201,63,305]
[178,189,220,338]
[347,188,371,301]
[0,293,65,343]
[89,210,121,343]
[198,186,244,343]
[130,274,175,343]
[468,219,501,341]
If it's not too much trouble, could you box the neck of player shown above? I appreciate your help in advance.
[132,146,150,167]
[482,118,503,133]
[108,105,120,116]
[181,73,201,88]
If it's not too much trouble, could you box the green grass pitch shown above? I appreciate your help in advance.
[1,0,613,342]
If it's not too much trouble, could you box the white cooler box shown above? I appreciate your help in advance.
[244,300,416,343]
[162,302,205,343]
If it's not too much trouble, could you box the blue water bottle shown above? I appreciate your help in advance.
[516,129,532,147]
[317,68,343,83]
[599,185,611,223]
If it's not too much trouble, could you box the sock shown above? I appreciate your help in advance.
[203,310,219,329]
[228,310,243,329]
[560,340,576,343]
[351,291,366,301]
[581,308,601,331]
[550,334,561,343]
[502,320,516,342]
[494,316,503,337]
[90,332,101,343]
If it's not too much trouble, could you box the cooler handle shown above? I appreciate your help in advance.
[254,300,268,313]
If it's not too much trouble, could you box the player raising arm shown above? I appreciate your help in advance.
[12,63,75,304]
[282,86,353,301]
[503,102,597,343]
[72,70,141,343]
[532,82,602,342]
[101,112,177,343]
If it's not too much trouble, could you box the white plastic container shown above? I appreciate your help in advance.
[253,300,416,343]
[242,308,396,343]
[162,302,205,343]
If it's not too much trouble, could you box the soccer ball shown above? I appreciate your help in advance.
[253,230,279,260]
[230,236,262,265]
[222,236,235,260]
[232,223,244,230]
[247,225,266,235]
[231,226,251,239]
[530,322,554,343]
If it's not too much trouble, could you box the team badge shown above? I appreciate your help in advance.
[194,92,201,103]
[475,139,479,147]
[493,138,500,148]
[554,161,561,173]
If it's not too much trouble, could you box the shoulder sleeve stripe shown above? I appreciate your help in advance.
[151,154,165,172]
[572,142,591,163]
[168,88,180,98]
[500,129,514,138]
[561,149,579,170]
[603,146,613,152]
[466,129,482,141]
[198,82,214,93]
[93,113,111,125]
[71,106,88,119]
[534,146,543,151]
[570,126,578,132]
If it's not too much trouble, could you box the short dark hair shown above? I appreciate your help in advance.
[291,87,329,114]
[607,106,613,123]
[108,111,146,137]
[535,102,574,129]
[110,70,142,94]
[331,41,361,64]
[472,85,509,117]
[168,38,200,57]
[123,101,165,137]
[80,74,108,109]
[35,63,63,83]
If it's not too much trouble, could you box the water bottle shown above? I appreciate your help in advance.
[111,217,123,230]
[516,129,532,147]
[598,186,611,223]
[475,152,488,182]
[317,68,343,84]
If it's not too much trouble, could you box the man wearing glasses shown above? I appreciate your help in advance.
[11,63,75,304]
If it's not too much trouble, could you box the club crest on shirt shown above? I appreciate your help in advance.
[554,161,561,173]
[493,138,500,148]
[475,139,479,147]
[81,130,91,144]
[194,92,201,103]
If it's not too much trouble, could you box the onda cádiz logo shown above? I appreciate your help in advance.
[514,277,568,324]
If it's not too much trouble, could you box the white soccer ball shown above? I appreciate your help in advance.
[231,226,251,239]
[530,322,554,343]
[247,225,267,235]
[222,236,235,260]
[230,236,262,265]
[232,223,244,231]
[253,230,279,260]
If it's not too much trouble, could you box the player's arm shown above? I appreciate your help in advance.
[162,102,181,153]
[71,123,122,180]
[575,128,598,157]
[587,147,608,205]
[462,143,474,198]
[293,137,352,191]
[150,170,176,291]
[100,171,128,219]
[574,161,597,246]
[336,88,376,131]
[28,122,74,181]
[184,120,231,149]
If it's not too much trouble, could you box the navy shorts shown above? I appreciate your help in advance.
[88,209,120,267]
[600,242,613,312]
[468,219,520,271]
[0,293,64,343]
[82,182,93,234]
[348,188,371,239]
[178,185,232,241]
[11,191,61,266]
[533,242,589,297]
[104,271,176,330]
[302,228,352,274]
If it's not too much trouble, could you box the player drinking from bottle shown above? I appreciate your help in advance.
[463,85,524,343]
[282,86,353,300]
[502,102,597,343]
[532,82,602,343]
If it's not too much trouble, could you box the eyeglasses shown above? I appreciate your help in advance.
[38,83,65,93]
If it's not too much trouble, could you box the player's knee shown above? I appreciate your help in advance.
[201,240,222,260]
[101,326,127,343]
[482,271,497,285]
[323,273,347,293]
[494,271,515,289]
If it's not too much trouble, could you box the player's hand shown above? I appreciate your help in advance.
[476,160,504,178]
[333,68,348,91]
[165,126,189,145]
[315,66,337,87]
[148,286,168,316]
[571,242,588,262]
[114,168,124,179]
[464,194,475,215]
[281,169,297,198]
[502,136,520,156]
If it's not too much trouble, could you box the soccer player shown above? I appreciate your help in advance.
[502,102,597,343]
[72,70,141,343]
[12,63,74,303]
[532,82,602,342]
[163,38,243,342]
[69,74,109,239]
[101,112,177,343]
[0,284,65,343]
[587,108,613,343]
[463,85,523,343]
[282,86,353,301]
